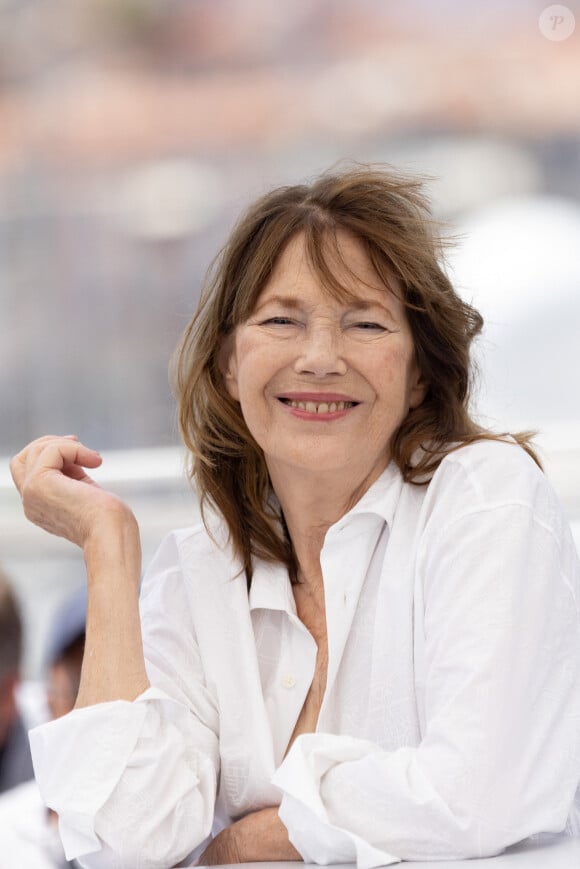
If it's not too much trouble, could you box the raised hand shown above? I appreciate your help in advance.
[12,435,149,706]
[10,434,135,550]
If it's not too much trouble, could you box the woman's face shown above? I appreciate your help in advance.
[221,231,426,486]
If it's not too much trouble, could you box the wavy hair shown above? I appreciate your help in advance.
[172,166,538,584]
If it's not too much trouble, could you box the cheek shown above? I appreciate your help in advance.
[233,361,270,425]
[373,344,419,406]
[234,336,285,398]
[378,343,410,380]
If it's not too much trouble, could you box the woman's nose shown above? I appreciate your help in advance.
[293,324,347,377]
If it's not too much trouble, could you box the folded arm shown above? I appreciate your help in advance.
[274,503,580,866]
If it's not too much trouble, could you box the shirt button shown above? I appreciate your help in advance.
[281,674,297,689]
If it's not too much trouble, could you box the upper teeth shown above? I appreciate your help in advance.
[286,400,354,413]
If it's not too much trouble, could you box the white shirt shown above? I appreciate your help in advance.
[0,780,74,869]
[29,440,580,869]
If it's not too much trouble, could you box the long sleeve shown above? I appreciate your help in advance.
[274,448,580,866]
[30,532,221,869]
[27,443,580,867]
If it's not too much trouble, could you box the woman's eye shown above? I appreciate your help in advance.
[261,317,295,326]
[352,321,386,331]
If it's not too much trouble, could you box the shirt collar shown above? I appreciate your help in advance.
[248,558,297,615]
[248,462,403,612]
[327,461,404,532]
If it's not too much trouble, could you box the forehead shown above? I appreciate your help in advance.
[258,230,403,310]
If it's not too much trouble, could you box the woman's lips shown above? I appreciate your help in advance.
[277,394,360,417]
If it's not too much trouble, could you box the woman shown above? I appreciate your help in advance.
[11,167,580,868]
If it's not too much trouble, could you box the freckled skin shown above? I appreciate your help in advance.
[222,231,426,490]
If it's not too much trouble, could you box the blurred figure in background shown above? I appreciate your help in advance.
[0,568,34,794]
[0,586,86,869]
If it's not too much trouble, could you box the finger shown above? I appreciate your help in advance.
[9,441,52,489]
[11,435,81,472]
[10,437,102,490]
[33,441,102,476]
[61,461,102,486]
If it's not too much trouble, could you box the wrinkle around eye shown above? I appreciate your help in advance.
[346,321,397,335]
[259,317,301,327]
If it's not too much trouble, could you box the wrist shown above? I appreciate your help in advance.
[233,808,300,862]
[83,509,141,588]
[224,822,245,864]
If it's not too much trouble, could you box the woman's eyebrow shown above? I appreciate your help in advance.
[254,295,397,319]
[254,295,303,312]
[348,299,397,319]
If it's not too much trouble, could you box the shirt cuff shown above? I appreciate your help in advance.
[272,733,400,869]
[29,687,159,861]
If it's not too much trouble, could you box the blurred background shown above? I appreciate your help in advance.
[0,0,579,676]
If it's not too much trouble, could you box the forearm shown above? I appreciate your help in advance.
[199,807,301,865]
[76,513,150,707]
[32,529,222,868]
[10,435,151,707]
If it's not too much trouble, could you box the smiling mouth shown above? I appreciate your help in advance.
[278,398,359,414]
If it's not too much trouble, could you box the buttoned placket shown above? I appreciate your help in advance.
[249,562,318,764]
[317,512,388,730]
[249,508,391,760]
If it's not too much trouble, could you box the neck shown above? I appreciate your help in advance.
[269,461,386,581]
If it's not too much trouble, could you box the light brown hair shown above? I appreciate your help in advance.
[173,166,538,584]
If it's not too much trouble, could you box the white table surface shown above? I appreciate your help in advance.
[204,835,580,869]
